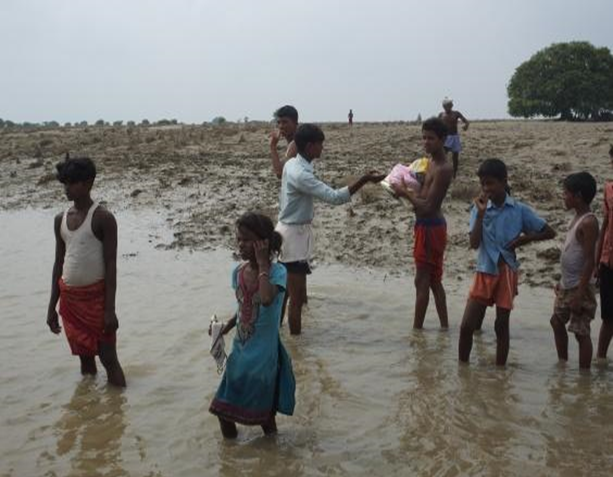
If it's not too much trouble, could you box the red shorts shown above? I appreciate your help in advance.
[469,263,519,310]
[413,218,447,283]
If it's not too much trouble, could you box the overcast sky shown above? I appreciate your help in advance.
[1,0,612,123]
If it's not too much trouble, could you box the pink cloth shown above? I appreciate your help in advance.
[385,164,422,191]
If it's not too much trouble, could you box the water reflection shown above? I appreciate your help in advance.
[54,380,127,477]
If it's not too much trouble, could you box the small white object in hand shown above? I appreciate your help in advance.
[210,314,226,373]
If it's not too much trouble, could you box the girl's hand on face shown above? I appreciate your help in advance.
[254,240,270,268]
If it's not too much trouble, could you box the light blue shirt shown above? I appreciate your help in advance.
[278,154,351,224]
[469,194,547,275]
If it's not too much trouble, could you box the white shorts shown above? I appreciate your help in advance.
[275,222,314,263]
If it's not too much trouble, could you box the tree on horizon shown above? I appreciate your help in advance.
[507,41,613,121]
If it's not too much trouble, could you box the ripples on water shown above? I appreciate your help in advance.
[1,210,612,476]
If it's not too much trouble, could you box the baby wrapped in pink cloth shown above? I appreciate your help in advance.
[381,157,429,202]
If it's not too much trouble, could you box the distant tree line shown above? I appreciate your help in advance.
[0,118,183,129]
[0,115,250,129]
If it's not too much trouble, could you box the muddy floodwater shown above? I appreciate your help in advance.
[1,209,613,477]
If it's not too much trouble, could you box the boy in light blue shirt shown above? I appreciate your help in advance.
[459,159,556,366]
[276,123,384,335]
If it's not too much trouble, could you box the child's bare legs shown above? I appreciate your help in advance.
[452,152,459,178]
[430,280,449,329]
[287,272,306,335]
[280,281,307,327]
[261,415,277,435]
[494,308,510,366]
[576,334,593,369]
[459,299,487,362]
[550,315,569,362]
[597,321,613,359]
[413,267,431,329]
[218,418,238,439]
[79,356,97,376]
[98,342,126,387]
[475,305,487,332]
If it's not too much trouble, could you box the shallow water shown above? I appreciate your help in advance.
[1,209,613,477]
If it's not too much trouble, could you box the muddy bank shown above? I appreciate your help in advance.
[1,121,611,288]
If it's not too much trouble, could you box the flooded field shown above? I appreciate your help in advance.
[1,209,613,477]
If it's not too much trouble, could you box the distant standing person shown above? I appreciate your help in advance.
[348,109,354,126]
[276,123,384,335]
[269,105,299,179]
[439,98,469,178]
[596,145,613,359]
[46,156,126,387]
[392,118,454,330]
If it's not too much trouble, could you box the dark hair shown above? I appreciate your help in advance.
[563,172,597,205]
[477,158,511,194]
[56,154,96,184]
[477,158,507,181]
[236,212,282,257]
[422,117,448,140]
[609,144,613,157]
[274,105,298,123]
[294,123,325,154]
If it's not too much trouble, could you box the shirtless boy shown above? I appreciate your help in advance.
[269,105,299,179]
[439,98,469,178]
[393,118,454,329]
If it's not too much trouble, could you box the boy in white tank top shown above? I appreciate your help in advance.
[551,172,599,370]
[46,155,126,387]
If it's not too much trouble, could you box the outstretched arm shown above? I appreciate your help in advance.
[46,213,65,334]
[348,172,386,195]
[296,169,384,205]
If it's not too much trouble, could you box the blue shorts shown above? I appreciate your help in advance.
[444,134,462,153]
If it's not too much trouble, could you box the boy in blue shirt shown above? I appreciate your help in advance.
[459,159,556,366]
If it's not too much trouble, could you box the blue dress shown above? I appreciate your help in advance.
[209,262,296,425]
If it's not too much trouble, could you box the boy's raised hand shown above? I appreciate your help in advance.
[474,193,488,216]
[269,130,282,148]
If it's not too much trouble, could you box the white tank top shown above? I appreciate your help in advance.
[560,213,596,289]
[60,202,105,286]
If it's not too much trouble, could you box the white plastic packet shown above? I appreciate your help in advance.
[210,314,226,374]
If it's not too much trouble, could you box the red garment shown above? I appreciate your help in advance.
[601,181,613,267]
[59,279,115,356]
[469,262,519,310]
[413,219,447,283]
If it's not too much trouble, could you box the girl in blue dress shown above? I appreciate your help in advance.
[210,212,296,438]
